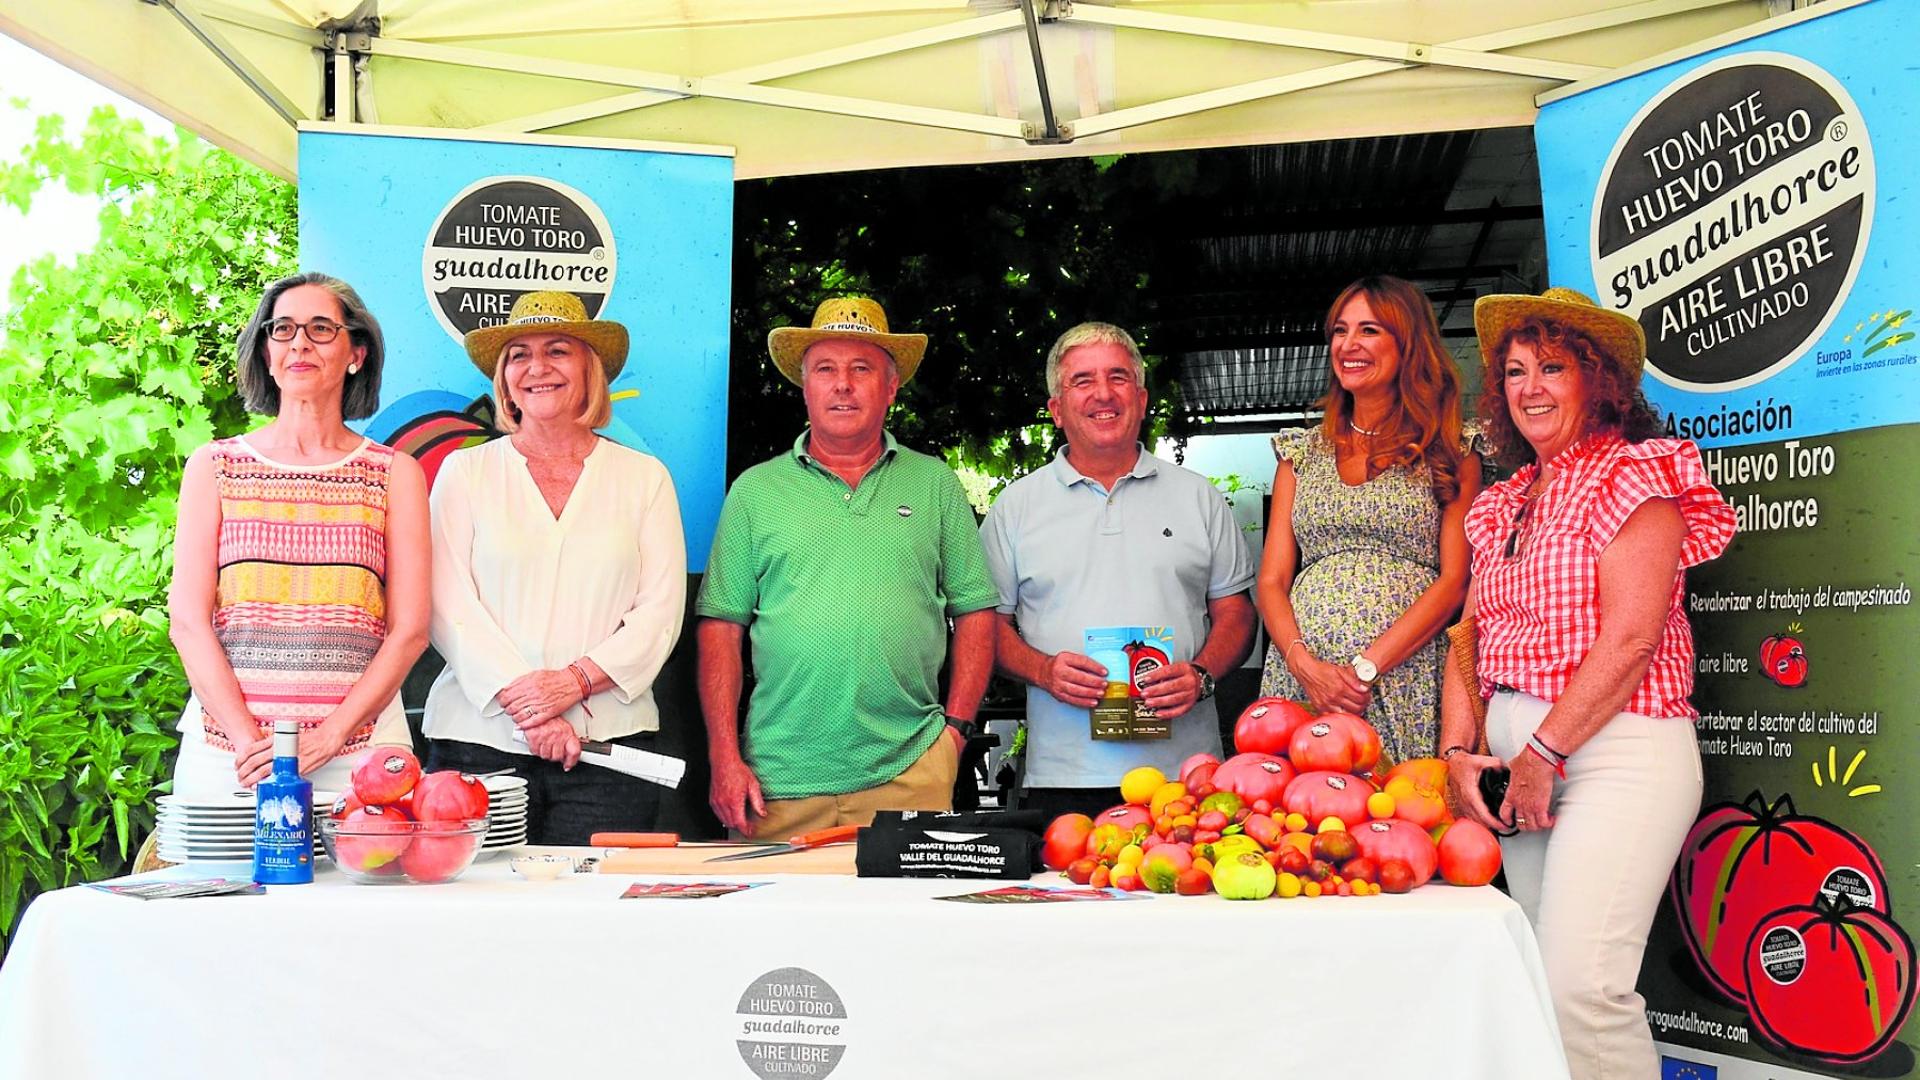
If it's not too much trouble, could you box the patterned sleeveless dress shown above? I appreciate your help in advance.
[202,436,393,753]
[1258,426,1480,766]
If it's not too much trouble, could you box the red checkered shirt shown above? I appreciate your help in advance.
[1466,434,1735,719]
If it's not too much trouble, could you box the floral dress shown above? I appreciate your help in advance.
[1259,427,1479,766]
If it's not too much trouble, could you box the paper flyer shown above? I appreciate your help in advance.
[1083,625,1173,741]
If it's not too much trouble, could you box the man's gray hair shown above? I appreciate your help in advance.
[1044,322,1145,396]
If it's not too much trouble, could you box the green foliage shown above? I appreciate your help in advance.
[0,106,294,955]
[731,155,1199,485]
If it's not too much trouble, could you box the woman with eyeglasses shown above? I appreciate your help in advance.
[1439,288,1733,1080]
[1255,276,1481,767]
[167,272,429,796]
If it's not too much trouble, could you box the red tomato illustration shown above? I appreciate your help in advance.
[1744,894,1916,1064]
[1123,640,1170,696]
[1670,791,1890,1005]
[1759,633,1809,688]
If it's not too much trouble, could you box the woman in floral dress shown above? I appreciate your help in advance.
[1254,276,1482,766]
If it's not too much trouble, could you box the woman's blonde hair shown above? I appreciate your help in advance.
[491,336,613,432]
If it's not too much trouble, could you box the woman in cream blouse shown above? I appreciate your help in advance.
[424,291,686,844]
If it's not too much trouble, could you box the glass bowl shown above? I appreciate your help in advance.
[318,817,489,884]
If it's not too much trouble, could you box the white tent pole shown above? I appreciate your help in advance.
[367,36,1028,139]
[1451,0,1751,51]
[1064,6,1604,82]
[197,1,325,46]
[481,9,1026,135]
[1071,59,1403,139]
[1069,0,1751,141]
[147,0,308,124]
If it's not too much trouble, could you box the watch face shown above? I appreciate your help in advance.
[1352,657,1378,683]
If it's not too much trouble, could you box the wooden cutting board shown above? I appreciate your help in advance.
[596,844,856,875]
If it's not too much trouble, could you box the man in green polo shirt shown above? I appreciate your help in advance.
[696,297,1000,838]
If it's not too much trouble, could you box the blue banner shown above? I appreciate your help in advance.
[1536,1,1912,446]
[1536,4,1920,1077]
[296,127,734,568]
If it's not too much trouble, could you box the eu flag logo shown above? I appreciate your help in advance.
[1660,1056,1716,1080]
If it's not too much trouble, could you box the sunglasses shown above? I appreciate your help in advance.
[266,317,346,344]
[1502,501,1532,559]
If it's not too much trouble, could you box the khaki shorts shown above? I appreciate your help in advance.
[745,730,959,840]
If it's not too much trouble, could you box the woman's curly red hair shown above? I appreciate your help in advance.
[1477,316,1664,470]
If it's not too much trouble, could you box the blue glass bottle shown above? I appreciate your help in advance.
[253,719,313,884]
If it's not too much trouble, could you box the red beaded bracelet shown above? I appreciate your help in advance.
[567,662,596,719]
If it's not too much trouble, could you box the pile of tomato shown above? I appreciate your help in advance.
[1040,698,1502,901]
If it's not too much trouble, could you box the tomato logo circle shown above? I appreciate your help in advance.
[1757,926,1808,985]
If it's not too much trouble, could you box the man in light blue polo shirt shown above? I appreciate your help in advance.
[981,322,1256,820]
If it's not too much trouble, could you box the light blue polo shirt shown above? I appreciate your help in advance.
[980,446,1256,787]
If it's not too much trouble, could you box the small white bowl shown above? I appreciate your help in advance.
[510,854,573,882]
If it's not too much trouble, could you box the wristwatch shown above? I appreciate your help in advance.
[1351,655,1379,684]
[1192,664,1216,701]
[946,716,982,741]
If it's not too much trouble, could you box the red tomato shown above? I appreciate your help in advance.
[1351,819,1438,887]
[1743,897,1916,1063]
[1233,698,1314,755]
[1280,771,1373,825]
[1437,820,1502,886]
[1093,804,1153,834]
[1670,792,1890,1006]
[1341,856,1379,884]
[1041,814,1095,871]
[1178,753,1222,785]
[1288,720,1356,773]
[410,771,490,823]
[1377,859,1416,894]
[398,831,480,883]
[1212,753,1296,807]
[1066,858,1099,885]
[332,805,414,872]
[1326,713,1382,774]
[351,748,421,806]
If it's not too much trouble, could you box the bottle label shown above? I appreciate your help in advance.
[254,790,313,881]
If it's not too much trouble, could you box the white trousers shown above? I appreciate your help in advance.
[1487,690,1702,1080]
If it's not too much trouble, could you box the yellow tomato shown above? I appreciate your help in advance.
[1317,815,1348,834]
[1275,872,1303,899]
[1120,767,1168,806]
[1149,782,1188,820]
[1367,792,1396,820]
[1283,812,1310,833]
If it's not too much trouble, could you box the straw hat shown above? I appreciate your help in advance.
[1473,287,1645,380]
[767,296,927,386]
[462,291,629,379]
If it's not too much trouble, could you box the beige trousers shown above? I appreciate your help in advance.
[1487,690,1703,1080]
[746,731,960,840]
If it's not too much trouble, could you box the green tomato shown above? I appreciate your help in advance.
[1210,851,1278,900]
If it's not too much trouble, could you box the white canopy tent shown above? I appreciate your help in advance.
[1,0,1802,181]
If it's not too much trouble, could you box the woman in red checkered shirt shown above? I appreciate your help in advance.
[1439,288,1734,1080]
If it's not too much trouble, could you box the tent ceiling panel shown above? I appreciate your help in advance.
[4,0,1779,180]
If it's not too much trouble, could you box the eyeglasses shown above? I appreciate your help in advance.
[266,318,346,344]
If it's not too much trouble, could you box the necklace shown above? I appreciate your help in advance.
[1349,418,1383,438]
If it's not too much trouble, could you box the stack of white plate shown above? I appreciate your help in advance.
[480,774,529,850]
[155,790,338,863]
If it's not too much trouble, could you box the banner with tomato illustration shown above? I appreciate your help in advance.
[1536,3,1919,1076]
[297,126,735,569]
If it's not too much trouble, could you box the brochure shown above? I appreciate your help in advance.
[1083,625,1174,741]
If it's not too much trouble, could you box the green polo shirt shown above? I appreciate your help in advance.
[697,431,1000,799]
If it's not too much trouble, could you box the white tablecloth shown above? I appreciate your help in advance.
[0,857,1569,1080]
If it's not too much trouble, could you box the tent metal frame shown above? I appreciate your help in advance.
[144,0,1759,151]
